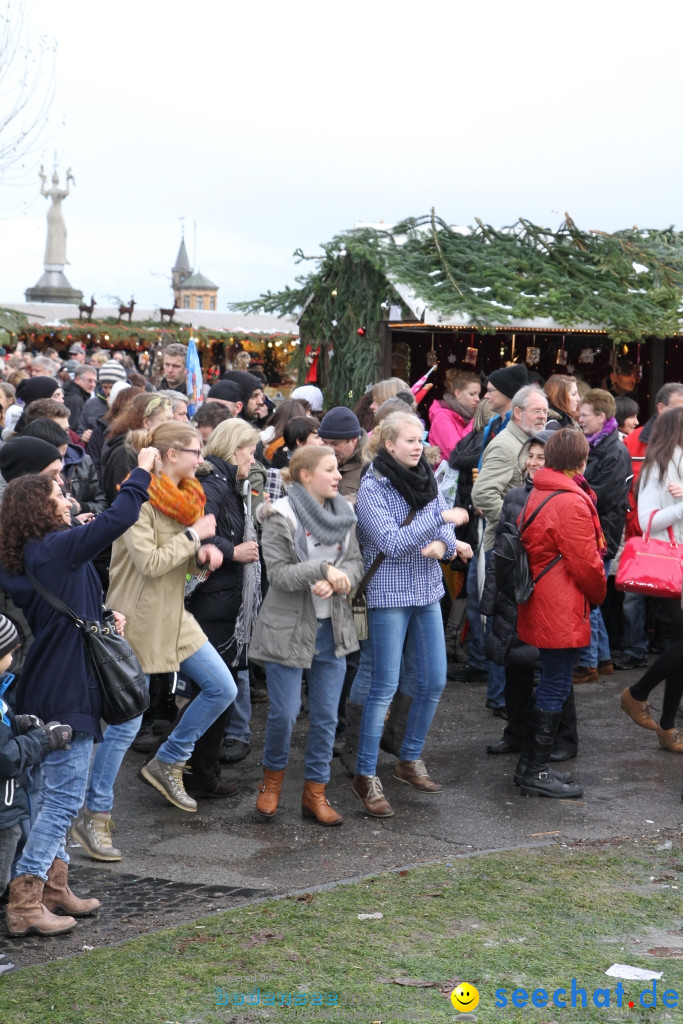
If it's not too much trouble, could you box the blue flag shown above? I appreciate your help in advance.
[186,337,203,417]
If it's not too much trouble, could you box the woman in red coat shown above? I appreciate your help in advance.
[516,429,607,798]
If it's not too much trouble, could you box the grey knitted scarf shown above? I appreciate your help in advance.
[287,482,356,545]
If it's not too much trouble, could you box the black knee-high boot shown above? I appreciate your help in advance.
[551,688,578,761]
[518,708,583,798]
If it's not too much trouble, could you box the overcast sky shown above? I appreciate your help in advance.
[1,0,682,311]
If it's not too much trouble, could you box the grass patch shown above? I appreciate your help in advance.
[1,839,682,1023]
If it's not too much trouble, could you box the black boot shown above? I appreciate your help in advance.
[513,707,574,785]
[551,688,579,761]
[518,708,583,798]
[488,665,533,754]
[339,701,362,777]
[380,691,412,756]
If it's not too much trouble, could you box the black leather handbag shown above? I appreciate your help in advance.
[25,570,149,726]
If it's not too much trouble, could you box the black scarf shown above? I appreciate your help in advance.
[373,449,438,509]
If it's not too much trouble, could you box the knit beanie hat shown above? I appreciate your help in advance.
[318,407,362,440]
[0,437,62,481]
[99,360,127,384]
[108,380,131,406]
[221,371,263,407]
[486,364,528,399]
[290,385,324,412]
[0,615,19,661]
[207,380,243,404]
[15,377,61,405]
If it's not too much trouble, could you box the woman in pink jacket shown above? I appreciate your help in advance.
[427,371,481,460]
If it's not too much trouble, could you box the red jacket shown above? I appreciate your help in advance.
[624,424,648,538]
[516,468,607,650]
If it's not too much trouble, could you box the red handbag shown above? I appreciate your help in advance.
[615,510,683,598]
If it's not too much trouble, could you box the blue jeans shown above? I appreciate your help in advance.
[14,732,94,881]
[577,559,611,667]
[356,602,447,777]
[263,618,345,783]
[86,713,145,813]
[157,642,237,765]
[621,592,648,659]
[225,668,252,744]
[465,552,488,670]
[349,632,418,705]
[536,649,577,712]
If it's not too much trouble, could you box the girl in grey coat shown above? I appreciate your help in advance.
[250,445,363,825]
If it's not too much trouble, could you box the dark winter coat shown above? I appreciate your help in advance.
[0,673,50,830]
[85,416,108,483]
[516,468,607,650]
[62,444,107,514]
[188,456,246,665]
[0,469,150,740]
[480,478,540,668]
[449,428,485,555]
[546,405,577,430]
[584,426,632,559]
[79,392,109,435]
[101,433,136,507]
[63,380,91,432]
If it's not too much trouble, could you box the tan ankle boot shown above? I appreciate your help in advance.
[6,874,77,936]
[301,780,342,826]
[255,768,285,818]
[70,809,122,861]
[43,858,100,917]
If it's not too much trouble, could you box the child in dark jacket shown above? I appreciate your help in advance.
[0,614,72,954]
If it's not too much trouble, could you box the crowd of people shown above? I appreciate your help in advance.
[0,341,679,953]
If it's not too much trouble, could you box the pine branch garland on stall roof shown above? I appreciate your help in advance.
[232,212,683,402]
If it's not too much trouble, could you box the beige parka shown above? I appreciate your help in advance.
[106,501,207,673]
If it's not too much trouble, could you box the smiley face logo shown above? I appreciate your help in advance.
[450,983,480,1012]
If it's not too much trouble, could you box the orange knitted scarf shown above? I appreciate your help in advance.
[147,473,206,526]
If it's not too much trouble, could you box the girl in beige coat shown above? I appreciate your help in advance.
[104,422,237,816]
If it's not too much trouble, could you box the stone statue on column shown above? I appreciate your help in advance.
[40,165,74,267]
[25,164,83,305]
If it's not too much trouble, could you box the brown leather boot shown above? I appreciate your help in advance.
[352,774,395,818]
[6,874,77,936]
[255,768,285,818]
[301,780,343,826]
[393,759,443,793]
[43,858,100,917]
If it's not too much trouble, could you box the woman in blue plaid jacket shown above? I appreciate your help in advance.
[352,411,471,818]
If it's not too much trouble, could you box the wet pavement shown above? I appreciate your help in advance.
[5,661,683,966]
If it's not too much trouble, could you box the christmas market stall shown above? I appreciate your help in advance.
[0,305,299,390]
[233,211,683,412]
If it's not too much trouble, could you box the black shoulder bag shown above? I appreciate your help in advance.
[24,569,149,725]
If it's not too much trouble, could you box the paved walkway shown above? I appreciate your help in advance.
[7,665,683,965]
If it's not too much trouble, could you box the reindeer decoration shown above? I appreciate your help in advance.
[78,295,96,320]
[118,297,136,322]
[160,299,178,323]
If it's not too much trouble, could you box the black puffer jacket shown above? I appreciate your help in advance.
[480,478,540,669]
[188,456,247,667]
[584,427,632,559]
[449,427,484,556]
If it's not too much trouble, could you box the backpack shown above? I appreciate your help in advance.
[495,491,563,604]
